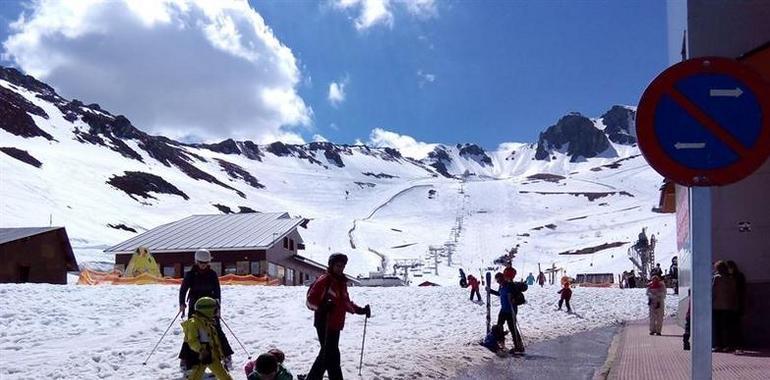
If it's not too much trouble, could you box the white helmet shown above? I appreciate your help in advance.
[194,249,212,262]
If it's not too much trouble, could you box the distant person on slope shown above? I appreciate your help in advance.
[487,272,525,355]
[646,275,666,336]
[557,281,572,312]
[181,297,233,380]
[305,253,370,380]
[179,249,234,372]
[650,263,663,279]
[537,271,546,287]
[467,274,481,302]
[526,273,535,286]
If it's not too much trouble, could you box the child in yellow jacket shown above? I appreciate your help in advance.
[181,297,233,380]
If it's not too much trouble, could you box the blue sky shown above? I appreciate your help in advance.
[0,1,669,151]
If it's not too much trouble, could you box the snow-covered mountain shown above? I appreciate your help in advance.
[0,66,673,282]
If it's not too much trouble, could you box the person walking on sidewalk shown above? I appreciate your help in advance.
[467,274,481,302]
[487,272,525,354]
[557,281,572,312]
[305,253,371,380]
[725,260,746,350]
[712,260,738,352]
[646,275,666,335]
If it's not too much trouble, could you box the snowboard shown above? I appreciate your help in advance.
[485,272,492,334]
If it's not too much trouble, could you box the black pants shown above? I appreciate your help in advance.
[558,298,571,312]
[683,313,691,349]
[307,327,343,380]
[470,288,481,301]
[713,309,739,349]
[497,311,524,352]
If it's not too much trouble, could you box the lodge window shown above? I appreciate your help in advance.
[283,237,289,249]
[236,261,249,275]
[184,265,192,275]
[289,239,294,251]
[268,262,277,277]
[251,261,263,275]
[224,263,237,275]
[210,262,222,276]
[162,265,175,277]
[287,268,295,285]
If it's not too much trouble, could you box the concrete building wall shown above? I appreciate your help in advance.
[683,0,770,348]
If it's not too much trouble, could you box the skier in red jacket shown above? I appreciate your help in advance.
[305,253,370,380]
[467,275,481,302]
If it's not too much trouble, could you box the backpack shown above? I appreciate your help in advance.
[512,282,527,306]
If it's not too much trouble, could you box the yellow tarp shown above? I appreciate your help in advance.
[77,269,281,286]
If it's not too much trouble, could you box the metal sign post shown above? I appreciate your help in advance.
[636,56,770,380]
[690,186,712,380]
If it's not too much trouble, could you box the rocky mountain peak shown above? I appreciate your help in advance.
[601,105,636,145]
[535,112,614,162]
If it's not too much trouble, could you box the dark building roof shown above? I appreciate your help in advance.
[105,212,307,254]
[0,227,60,245]
[0,227,79,271]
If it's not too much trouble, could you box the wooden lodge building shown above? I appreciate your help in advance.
[0,227,79,284]
[106,212,329,285]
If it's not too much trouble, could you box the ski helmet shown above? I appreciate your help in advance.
[195,249,212,263]
[328,253,348,267]
[194,297,218,318]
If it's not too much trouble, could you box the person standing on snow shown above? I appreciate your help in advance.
[467,274,481,302]
[306,253,371,380]
[178,249,234,372]
[181,297,233,380]
[557,281,572,312]
[650,263,663,279]
[487,272,525,354]
[537,271,546,287]
[646,275,666,335]
[526,273,535,286]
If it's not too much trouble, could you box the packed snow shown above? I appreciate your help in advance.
[0,283,678,380]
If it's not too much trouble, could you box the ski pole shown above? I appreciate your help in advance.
[220,315,252,359]
[142,309,182,365]
[358,316,369,376]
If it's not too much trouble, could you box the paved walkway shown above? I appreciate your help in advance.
[606,319,770,380]
[453,325,619,380]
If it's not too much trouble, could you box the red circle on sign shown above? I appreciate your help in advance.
[636,57,770,186]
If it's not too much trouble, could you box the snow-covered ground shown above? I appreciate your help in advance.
[0,283,678,380]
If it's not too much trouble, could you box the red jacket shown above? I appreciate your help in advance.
[467,275,480,290]
[558,287,572,300]
[306,273,361,331]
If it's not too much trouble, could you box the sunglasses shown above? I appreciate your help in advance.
[197,261,210,265]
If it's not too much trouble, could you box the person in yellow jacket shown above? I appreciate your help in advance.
[181,297,233,380]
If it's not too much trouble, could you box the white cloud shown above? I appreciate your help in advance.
[367,128,437,159]
[328,77,348,107]
[312,134,329,142]
[329,122,340,131]
[2,0,312,143]
[417,69,435,88]
[333,0,436,31]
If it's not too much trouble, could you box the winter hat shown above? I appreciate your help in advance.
[328,253,348,267]
[195,249,212,263]
[267,348,285,363]
[503,267,516,280]
[255,353,278,375]
[194,297,218,318]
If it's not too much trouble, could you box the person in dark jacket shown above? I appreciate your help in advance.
[557,281,572,312]
[712,260,738,352]
[725,260,746,350]
[305,253,370,380]
[487,272,525,354]
[178,249,234,371]
[537,271,546,287]
[669,257,679,295]
[467,275,481,302]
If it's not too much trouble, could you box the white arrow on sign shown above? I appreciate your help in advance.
[675,142,706,149]
[709,88,743,97]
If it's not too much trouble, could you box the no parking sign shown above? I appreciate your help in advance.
[636,57,770,186]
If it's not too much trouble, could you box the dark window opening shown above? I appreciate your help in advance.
[18,265,30,283]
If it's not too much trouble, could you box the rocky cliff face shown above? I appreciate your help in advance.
[534,113,616,162]
[601,105,636,145]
